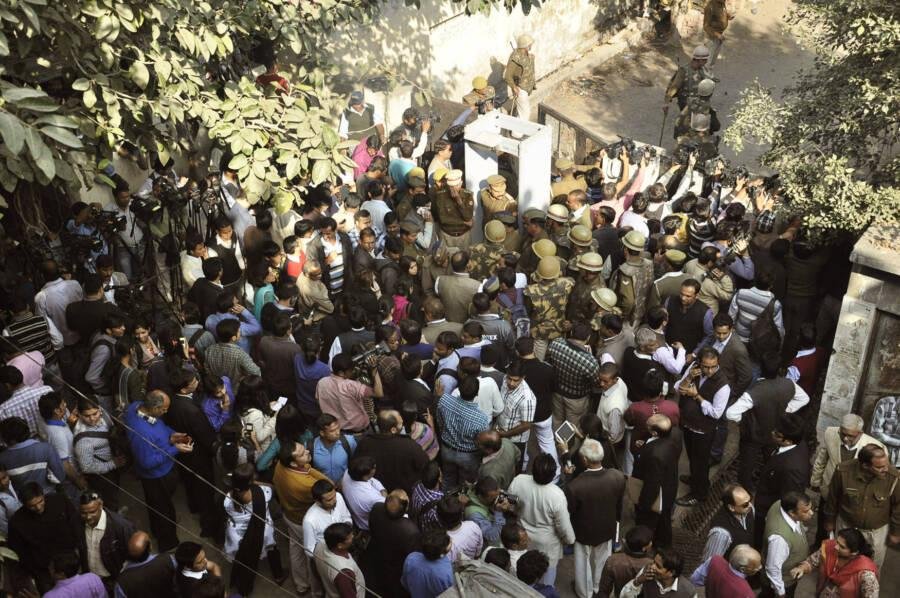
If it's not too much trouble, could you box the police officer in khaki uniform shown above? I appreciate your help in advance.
[525,256,575,360]
[494,211,522,254]
[674,79,720,139]
[648,249,690,308]
[480,174,518,223]
[664,45,715,111]
[518,209,548,275]
[609,230,655,327]
[463,76,497,113]
[469,221,518,281]
[565,225,599,277]
[395,168,429,221]
[399,221,425,261]
[421,245,451,297]
[675,113,720,164]
[504,34,536,119]
[551,158,587,198]
[433,169,475,249]
[566,252,606,323]
[547,204,572,261]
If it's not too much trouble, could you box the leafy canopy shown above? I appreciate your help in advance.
[724,0,900,242]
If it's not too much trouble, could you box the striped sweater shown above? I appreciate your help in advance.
[728,287,784,342]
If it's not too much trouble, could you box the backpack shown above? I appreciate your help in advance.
[748,296,782,359]
[611,268,637,322]
[305,434,353,459]
[497,289,530,339]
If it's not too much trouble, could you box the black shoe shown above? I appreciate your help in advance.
[679,474,692,484]
[675,494,700,507]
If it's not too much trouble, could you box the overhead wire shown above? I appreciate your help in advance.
[1,334,385,597]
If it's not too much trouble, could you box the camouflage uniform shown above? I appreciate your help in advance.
[469,241,518,282]
[609,257,655,327]
[518,231,549,276]
[674,97,721,139]
[566,242,600,277]
[504,49,535,95]
[503,230,523,254]
[665,64,715,110]
[566,272,606,323]
[525,276,575,343]
[550,226,573,261]
[463,86,497,112]
[589,306,620,334]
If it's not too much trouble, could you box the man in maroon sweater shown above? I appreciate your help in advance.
[623,369,680,474]
[690,544,761,598]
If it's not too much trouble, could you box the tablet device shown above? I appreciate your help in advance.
[555,421,578,445]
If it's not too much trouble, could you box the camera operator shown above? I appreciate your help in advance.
[702,221,754,287]
[219,159,255,239]
[102,177,145,281]
[65,202,108,273]
[461,475,517,546]
[135,155,179,200]
[95,255,129,306]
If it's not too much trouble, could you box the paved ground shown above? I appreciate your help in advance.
[114,2,900,596]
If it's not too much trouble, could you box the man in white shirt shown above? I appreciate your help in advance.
[452,357,503,421]
[340,456,386,531]
[34,260,84,347]
[596,362,628,446]
[103,178,145,281]
[302,479,353,558]
[763,492,813,598]
[180,232,217,289]
[359,182,391,235]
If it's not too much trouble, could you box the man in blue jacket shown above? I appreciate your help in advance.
[123,390,193,551]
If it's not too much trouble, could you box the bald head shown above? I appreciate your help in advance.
[730,544,762,575]
[647,414,672,437]
[476,430,502,453]
[376,410,402,434]
[127,531,151,561]
[385,489,409,518]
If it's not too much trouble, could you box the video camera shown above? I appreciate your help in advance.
[90,206,127,236]
[607,136,638,162]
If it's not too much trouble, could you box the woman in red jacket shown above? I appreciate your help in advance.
[790,528,879,598]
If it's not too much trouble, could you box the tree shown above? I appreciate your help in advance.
[724,0,899,243]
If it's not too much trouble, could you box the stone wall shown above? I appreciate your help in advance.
[817,224,900,437]
[326,0,640,128]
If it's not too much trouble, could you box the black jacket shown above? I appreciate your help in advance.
[354,433,429,496]
[307,233,354,296]
[565,468,626,545]
[8,492,81,576]
[367,501,421,597]
[755,443,811,514]
[633,429,682,512]
[79,508,137,579]
[163,394,218,467]
[187,278,225,322]
[400,378,435,414]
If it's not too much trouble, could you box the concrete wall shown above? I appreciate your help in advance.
[326,0,638,128]
[817,224,900,438]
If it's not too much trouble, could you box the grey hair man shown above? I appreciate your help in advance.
[689,543,762,593]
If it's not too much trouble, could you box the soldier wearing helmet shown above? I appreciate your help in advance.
[518,209,548,277]
[504,34,536,120]
[546,204,572,261]
[675,112,720,164]
[525,256,575,359]
[664,45,715,111]
[674,78,720,139]
[468,220,519,281]
[566,251,607,324]
[566,225,600,277]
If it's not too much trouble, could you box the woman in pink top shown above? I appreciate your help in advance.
[352,136,384,179]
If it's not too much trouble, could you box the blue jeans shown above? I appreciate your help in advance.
[441,445,481,492]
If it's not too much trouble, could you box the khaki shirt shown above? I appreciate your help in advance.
[665,64,715,102]
[551,175,587,198]
[827,460,900,535]
[433,188,475,235]
[479,189,518,222]
[504,49,536,94]
[463,86,497,110]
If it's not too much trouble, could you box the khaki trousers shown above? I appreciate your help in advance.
[284,516,322,596]
[439,229,471,250]
[552,392,589,432]
[837,516,888,568]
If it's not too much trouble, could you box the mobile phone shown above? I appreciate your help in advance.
[554,421,578,445]
[179,336,189,357]
[245,423,254,432]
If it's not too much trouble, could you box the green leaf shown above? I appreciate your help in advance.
[310,159,330,185]
[40,126,84,148]
[33,115,79,129]
[83,88,97,109]
[0,112,25,155]
[228,154,248,170]
[2,87,48,103]
[129,62,150,90]
[20,4,39,31]
[94,14,114,40]
[72,78,91,92]
[0,31,8,57]
[14,97,59,112]
[26,128,55,180]
[155,60,172,84]
[0,546,19,561]
[307,149,328,160]
[286,156,300,180]
[322,127,339,149]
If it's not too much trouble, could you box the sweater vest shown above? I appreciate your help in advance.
[5,314,55,361]
[212,240,241,285]
[621,348,659,402]
[705,556,753,598]
[665,298,708,353]
[343,105,376,142]
[741,378,794,445]
[791,350,821,396]
[314,543,366,598]
[640,576,696,598]
[680,370,727,434]
[709,506,755,559]
[763,501,807,586]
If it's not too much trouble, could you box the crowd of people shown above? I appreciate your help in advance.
[0,18,895,598]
